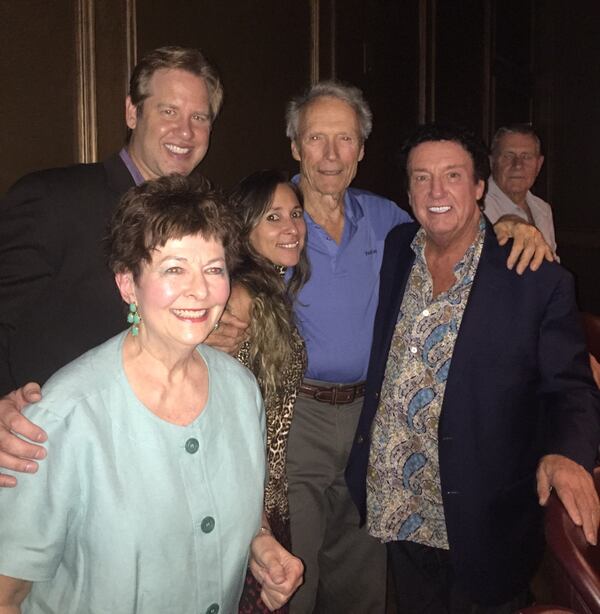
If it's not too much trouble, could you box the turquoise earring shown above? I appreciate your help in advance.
[127,302,141,336]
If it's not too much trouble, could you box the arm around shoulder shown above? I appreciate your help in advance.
[0,384,47,488]
[227,283,254,322]
[491,214,554,273]
[204,283,251,356]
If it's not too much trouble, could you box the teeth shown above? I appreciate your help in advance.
[172,309,206,318]
[277,242,299,249]
[165,144,191,154]
[429,206,451,213]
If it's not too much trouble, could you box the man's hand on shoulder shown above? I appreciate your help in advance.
[204,304,249,356]
[493,215,554,274]
[249,530,304,611]
[0,383,47,487]
[537,453,599,545]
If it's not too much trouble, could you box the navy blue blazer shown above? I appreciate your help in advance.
[346,219,600,604]
[0,154,135,394]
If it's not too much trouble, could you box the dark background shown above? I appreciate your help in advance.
[2,0,599,311]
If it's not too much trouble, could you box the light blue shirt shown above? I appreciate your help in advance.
[0,332,266,614]
[294,186,412,383]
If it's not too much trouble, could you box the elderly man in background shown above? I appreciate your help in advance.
[485,124,558,257]
[346,123,599,614]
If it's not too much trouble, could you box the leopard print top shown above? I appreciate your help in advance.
[236,325,306,549]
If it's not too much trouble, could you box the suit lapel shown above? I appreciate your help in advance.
[441,221,510,425]
[103,152,137,196]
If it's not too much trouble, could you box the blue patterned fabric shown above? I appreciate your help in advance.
[367,218,485,548]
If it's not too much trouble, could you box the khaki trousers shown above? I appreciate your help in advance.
[287,389,386,614]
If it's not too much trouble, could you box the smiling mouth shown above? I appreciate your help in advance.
[277,241,300,249]
[165,144,192,155]
[172,308,208,319]
[429,206,451,213]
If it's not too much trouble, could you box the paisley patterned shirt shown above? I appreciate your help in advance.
[367,218,485,549]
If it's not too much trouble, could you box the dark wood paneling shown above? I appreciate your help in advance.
[333,0,420,206]
[433,0,487,134]
[0,0,78,194]
[491,0,533,132]
[135,0,311,191]
[94,0,132,159]
[533,1,600,312]
[2,1,598,312]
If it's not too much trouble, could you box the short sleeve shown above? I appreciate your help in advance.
[0,401,81,581]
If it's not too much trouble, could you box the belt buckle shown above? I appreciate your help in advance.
[314,389,332,403]
[335,386,355,405]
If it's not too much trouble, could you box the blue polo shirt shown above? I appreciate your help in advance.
[294,186,412,383]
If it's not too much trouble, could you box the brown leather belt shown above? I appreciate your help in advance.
[299,381,366,405]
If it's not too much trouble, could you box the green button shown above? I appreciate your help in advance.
[206,603,219,614]
[185,438,199,454]
[201,516,215,533]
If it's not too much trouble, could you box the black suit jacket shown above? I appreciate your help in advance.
[0,154,135,394]
[346,220,600,604]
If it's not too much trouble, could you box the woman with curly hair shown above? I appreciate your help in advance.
[229,170,309,614]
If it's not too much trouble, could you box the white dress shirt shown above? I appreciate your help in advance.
[484,177,558,258]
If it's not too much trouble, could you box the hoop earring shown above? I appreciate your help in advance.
[127,302,141,336]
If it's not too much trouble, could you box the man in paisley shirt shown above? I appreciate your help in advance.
[347,123,600,613]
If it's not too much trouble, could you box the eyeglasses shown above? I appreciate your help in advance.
[499,152,539,165]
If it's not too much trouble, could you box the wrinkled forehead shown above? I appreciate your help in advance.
[495,132,540,154]
[298,96,361,134]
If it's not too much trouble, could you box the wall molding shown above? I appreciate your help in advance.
[418,0,436,123]
[126,0,137,84]
[310,0,319,84]
[75,0,97,163]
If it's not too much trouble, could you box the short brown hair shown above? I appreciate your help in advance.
[107,175,238,281]
[129,46,223,121]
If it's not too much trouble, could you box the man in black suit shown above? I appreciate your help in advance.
[0,46,223,397]
[346,123,600,612]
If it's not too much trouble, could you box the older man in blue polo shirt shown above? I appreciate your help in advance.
[283,82,409,614]
[281,83,554,614]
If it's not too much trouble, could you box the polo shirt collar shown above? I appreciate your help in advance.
[292,174,364,226]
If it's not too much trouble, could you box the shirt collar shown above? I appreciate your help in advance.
[291,173,363,226]
[488,176,534,209]
[119,148,146,186]
[411,214,486,279]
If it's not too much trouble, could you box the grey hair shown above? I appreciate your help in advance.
[491,124,542,156]
[285,80,373,143]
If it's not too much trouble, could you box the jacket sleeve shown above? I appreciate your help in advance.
[0,173,61,394]
[537,271,600,471]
